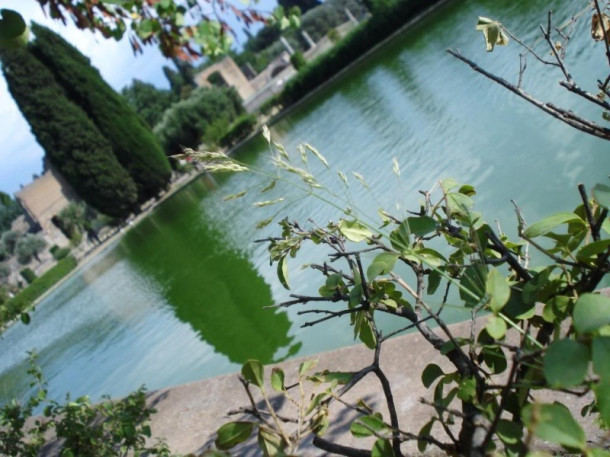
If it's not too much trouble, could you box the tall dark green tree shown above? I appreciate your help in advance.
[0,192,23,233]
[0,46,138,218]
[30,23,172,203]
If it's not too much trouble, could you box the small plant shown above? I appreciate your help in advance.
[0,353,173,457]
[19,268,36,284]
[176,116,610,455]
[290,51,307,70]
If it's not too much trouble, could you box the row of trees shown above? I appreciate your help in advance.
[0,24,172,219]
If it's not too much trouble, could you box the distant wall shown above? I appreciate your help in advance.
[195,56,255,101]
[15,166,73,247]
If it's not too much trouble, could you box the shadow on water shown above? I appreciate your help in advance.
[118,177,299,365]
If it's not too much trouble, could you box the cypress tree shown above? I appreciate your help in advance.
[0,46,138,218]
[30,23,172,203]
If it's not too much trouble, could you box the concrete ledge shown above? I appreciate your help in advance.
[146,319,605,455]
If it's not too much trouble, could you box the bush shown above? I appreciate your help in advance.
[219,114,258,147]
[0,355,171,456]
[154,87,244,156]
[1,256,77,328]
[20,268,36,284]
[290,51,307,70]
[1,231,20,255]
[50,245,71,261]
[15,234,46,265]
[279,0,442,107]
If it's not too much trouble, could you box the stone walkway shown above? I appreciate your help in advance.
[145,319,605,456]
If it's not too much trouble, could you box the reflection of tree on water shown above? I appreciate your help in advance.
[120,181,298,364]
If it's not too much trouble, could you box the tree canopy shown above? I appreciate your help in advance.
[0,45,138,218]
[30,23,172,202]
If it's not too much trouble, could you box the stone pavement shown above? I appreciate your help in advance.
[145,319,606,456]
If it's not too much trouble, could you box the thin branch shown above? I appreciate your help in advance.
[312,436,371,457]
[447,49,610,141]
[540,11,572,82]
[579,183,600,241]
[299,306,367,327]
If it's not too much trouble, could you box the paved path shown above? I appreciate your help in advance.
[145,319,605,456]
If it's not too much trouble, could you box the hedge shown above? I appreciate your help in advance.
[278,0,444,106]
[1,256,78,328]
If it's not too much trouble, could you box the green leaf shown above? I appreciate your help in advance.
[371,438,395,457]
[576,239,610,263]
[522,402,586,450]
[593,183,610,209]
[457,377,476,402]
[446,192,474,214]
[241,360,264,388]
[475,16,509,52]
[258,426,283,456]
[593,337,610,378]
[358,318,377,349]
[338,219,372,242]
[270,368,285,392]
[215,421,255,449]
[350,414,387,438]
[480,345,507,374]
[486,269,511,312]
[421,364,444,388]
[299,359,318,377]
[20,312,31,325]
[0,9,26,40]
[496,419,522,444]
[428,270,441,295]
[407,216,436,236]
[523,212,584,238]
[459,264,487,306]
[417,420,434,452]
[594,379,610,425]
[573,293,610,334]
[277,256,290,290]
[458,184,476,196]
[485,315,507,340]
[390,221,410,253]
[367,253,399,280]
[543,339,589,388]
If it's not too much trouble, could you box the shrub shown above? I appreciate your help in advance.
[219,114,258,147]
[50,245,71,261]
[19,268,36,284]
[279,0,442,107]
[154,87,244,156]
[0,355,171,456]
[15,234,46,265]
[290,50,307,70]
[1,230,20,255]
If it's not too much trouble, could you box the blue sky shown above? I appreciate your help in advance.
[0,0,274,196]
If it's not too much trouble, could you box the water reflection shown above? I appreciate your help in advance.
[119,179,298,364]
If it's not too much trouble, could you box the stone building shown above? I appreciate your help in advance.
[15,165,74,247]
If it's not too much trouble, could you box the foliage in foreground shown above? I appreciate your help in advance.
[0,256,77,330]
[0,355,171,457]
[182,137,610,456]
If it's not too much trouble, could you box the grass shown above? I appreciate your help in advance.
[0,256,78,329]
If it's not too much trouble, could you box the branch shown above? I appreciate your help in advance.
[312,436,371,457]
[447,49,610,141]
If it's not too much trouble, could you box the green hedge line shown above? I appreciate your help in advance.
[1,256,78,327]
[278,0,443,106]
